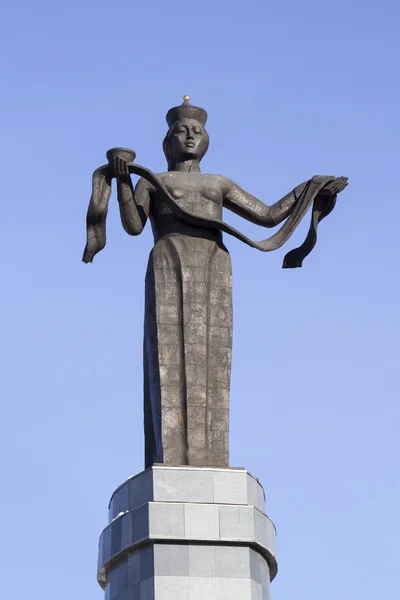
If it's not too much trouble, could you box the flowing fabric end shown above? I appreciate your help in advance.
[82,167,112,264]
[282,192,337,269]
[282,253,303,269]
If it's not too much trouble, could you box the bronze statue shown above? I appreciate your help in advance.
[83,97,348,469]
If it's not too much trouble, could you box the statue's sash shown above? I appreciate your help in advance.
[83,163,336,268]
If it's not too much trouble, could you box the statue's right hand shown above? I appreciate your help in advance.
[112,156,131,182]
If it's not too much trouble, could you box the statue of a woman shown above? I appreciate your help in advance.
[83,97,348,469]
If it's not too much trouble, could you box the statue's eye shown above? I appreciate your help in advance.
[194,130,202,136]
[175,129,185,134]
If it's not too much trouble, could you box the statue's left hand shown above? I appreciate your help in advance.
[320,176,349,196]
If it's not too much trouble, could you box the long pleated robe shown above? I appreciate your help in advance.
[143,233,232,468]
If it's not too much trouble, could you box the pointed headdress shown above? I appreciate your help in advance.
[166,96,208,127]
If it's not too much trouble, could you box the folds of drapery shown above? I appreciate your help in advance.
[82,162,336,268]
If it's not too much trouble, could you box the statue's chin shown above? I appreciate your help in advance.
[175,150,200,161]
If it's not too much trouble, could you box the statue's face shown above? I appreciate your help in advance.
[169,119,208,162]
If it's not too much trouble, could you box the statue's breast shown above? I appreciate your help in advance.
[171,188,185,200]
[203,184,223,204]
[153,174,223,221]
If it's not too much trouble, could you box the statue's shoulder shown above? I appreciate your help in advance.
[205,173,231,193]
[153,171,173,185]
[205,173,229,183]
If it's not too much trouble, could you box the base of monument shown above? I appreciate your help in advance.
[97,466,277,600]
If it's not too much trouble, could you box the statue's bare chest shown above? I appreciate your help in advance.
[152,173,223,220]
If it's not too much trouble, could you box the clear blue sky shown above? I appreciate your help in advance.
[1,0,399,598]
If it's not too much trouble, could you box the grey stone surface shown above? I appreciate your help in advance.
[121,512,133,550]
[153,468,214,504]
[190,577,252,600]
[250,549,271,589]
[239,506,257,539]
[140,546,155,581]
[149,502,185,538]
[184,504,220,539]
[188,545,216,577]
[213,470,247,505]
[133,504,150,542]
[99,467,277,600]
[100,473,276,585]
[128,552,140,586]
[250,580,264,600]
[100,506,275,581]
[247,474,265,512]
[214,545,251,578]
[109,466,266,523]
[154,544,190,576]
[104,543,271,600]
[130,470,153,511]
[219,505,240,539]
[188,577,217,600]
[140,577,155,600]
[219,505,254,540]
[155,576,191,600]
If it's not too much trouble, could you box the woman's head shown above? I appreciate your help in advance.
[163,118,209,170]
[163,97,209,170]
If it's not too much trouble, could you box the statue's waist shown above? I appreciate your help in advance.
[151,215,223,245]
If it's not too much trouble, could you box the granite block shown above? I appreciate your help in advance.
[186,470,214,503]
[188,545,216,577]
[154,576,191,600]
[253,509,275,556]
[114,483,129,519]
[128,551,141,587]
[154,543,190,576]
[219,505,240,539]
[130,583,141,600]
[101,524,111,565]
[250,550,270,589]
[152,469,189,503]
[111,517,122,558]
[262,585,271,600]
[121,512,133,551]
[238,506,256,539]
[129,470,153,511]
[184,504,219,539]
[219,505,255,540]
[213,577,251,600]
[149,503,185,538]
[133,504,150,543]
[140,577,154,600]
[247,475,265,513]
[152,468,213,504]
[250,580,263,600]
[118,560,129,593]
[140,545,155,581]
[213,470,247,505]
[189,577,218,600]
[214,545,251,578]
[249,549,262,584]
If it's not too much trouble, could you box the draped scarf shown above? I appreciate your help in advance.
[82,162,336,268]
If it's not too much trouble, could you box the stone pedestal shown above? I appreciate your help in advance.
[97,466,277,600]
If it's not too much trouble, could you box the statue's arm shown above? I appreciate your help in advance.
[221,177,308,227]
[117,177,151,235]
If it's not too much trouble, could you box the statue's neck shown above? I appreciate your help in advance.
[170,160,201,173]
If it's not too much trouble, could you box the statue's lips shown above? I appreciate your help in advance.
[184,142,195,148]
